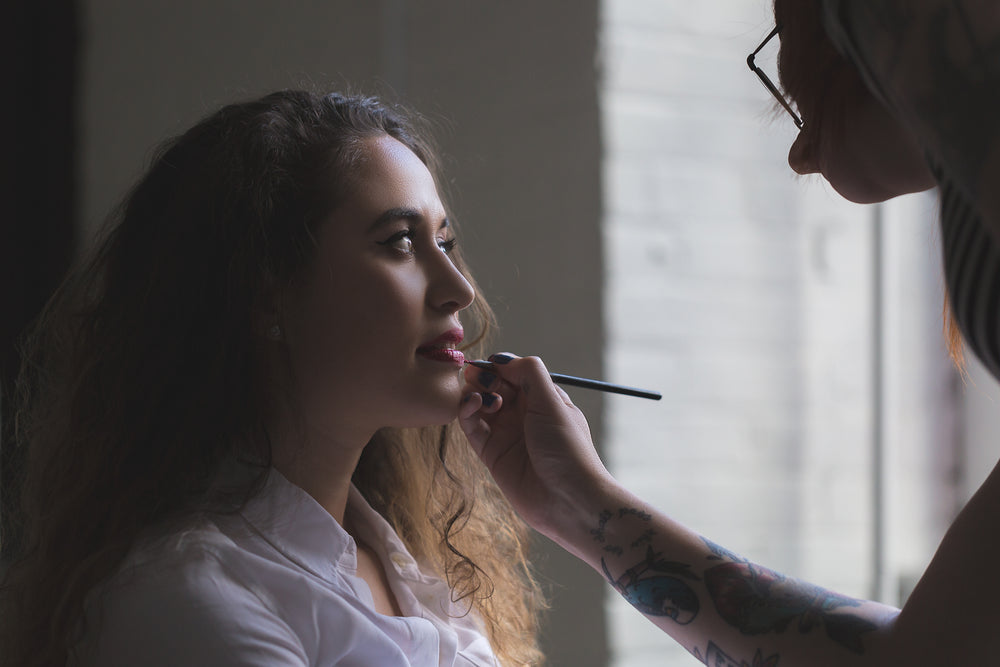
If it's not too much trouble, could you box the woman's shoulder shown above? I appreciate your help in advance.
[107,514,248,585]
[104,510,315,618]
[76,516,309,666]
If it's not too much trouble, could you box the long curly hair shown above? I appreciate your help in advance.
[0,90,545,666]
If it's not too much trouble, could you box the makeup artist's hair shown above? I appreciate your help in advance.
[1,90,545,666]
[772,0,965,372]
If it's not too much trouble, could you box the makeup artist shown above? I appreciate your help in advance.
[460,1,1000,665]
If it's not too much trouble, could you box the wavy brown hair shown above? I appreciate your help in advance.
[0,90,545,666]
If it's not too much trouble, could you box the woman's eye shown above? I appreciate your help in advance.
[377,230,415,253]
[438,237,457,254]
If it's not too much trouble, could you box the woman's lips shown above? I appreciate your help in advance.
[416,347,466,365]
[416,328,465,365]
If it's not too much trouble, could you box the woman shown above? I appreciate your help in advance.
[460,2,1000,665]
[0,91,544,666]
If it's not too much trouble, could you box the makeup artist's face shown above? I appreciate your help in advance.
[782,52,935,203]
[775,24,934,204]
[280,135,475,437]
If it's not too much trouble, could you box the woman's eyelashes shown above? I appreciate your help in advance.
[376,229,416,254]
[376,228,458,256]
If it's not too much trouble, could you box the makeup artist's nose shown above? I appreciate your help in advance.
[427,252,475,313]
[788,127,820,175]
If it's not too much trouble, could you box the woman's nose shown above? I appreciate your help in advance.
[427,251,475,313]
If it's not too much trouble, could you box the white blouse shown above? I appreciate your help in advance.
[75,470,499,666]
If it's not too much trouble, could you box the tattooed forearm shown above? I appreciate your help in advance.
[701,538,877,654]
[591,507,652,543]
[601,546,701,624]
[592,510,879,653]
[594,507,701,624]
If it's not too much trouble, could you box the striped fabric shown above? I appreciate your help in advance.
[936,164,1000,378]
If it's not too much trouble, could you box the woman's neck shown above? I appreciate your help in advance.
[269,416,373,527]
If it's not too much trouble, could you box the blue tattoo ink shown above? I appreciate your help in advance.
[602,545,701,624]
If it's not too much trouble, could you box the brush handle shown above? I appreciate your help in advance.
[465,361,662,401]
[548,372,662,400]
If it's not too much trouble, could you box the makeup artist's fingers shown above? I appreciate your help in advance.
[458,393,510,461]
[463,362,515,398]
[479,392,502,413]
[459,391,502,419]
[459,392,483,420]
[459,353,611,535]
[553,384,575,407]
[459,405,491,454]
[482,353,569,413]
[470,353,594,462]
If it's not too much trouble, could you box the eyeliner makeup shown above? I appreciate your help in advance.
[465,360,662,401]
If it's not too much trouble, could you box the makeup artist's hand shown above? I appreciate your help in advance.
[459,353,617,543]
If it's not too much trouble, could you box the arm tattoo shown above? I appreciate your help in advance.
[592,510,877,653]
[692,641,779,667]
[701,538,877,654]
[594,507,700,624]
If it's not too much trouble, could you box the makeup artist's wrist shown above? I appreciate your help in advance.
[540,472,635,567]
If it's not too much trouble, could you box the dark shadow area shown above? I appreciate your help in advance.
[0,0,78,560]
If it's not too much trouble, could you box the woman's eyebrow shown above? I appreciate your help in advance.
[367,207,450,232]
[368,207,422,232]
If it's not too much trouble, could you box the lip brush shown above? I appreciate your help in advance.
[465,360,662,401]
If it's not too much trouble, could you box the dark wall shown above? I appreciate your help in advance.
[0,1,78,559]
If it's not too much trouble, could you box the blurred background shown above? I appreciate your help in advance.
[4,1,1000,665]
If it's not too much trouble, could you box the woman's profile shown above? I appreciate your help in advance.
[0,90,544,666]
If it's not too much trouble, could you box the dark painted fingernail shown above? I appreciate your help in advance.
[489,353,515,364]
[477,370,497,389]
[461,393,475,404]
[481,392,497,407]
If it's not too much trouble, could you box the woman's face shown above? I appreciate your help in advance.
[278,134,476,438]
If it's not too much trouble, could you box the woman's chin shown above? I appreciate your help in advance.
[400,388,464,427]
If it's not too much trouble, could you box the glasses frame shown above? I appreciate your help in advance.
[747,26,804,129]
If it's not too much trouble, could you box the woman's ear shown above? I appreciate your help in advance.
[252,316,283,342]
[253,286,285,342]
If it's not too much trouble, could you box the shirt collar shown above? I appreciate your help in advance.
[239,468,357,582]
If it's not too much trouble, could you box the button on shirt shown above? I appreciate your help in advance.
[76,470,500,666]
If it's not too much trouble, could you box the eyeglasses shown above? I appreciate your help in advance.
[747,26,803,129]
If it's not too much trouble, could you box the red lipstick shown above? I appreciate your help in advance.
[416,328,465,365]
